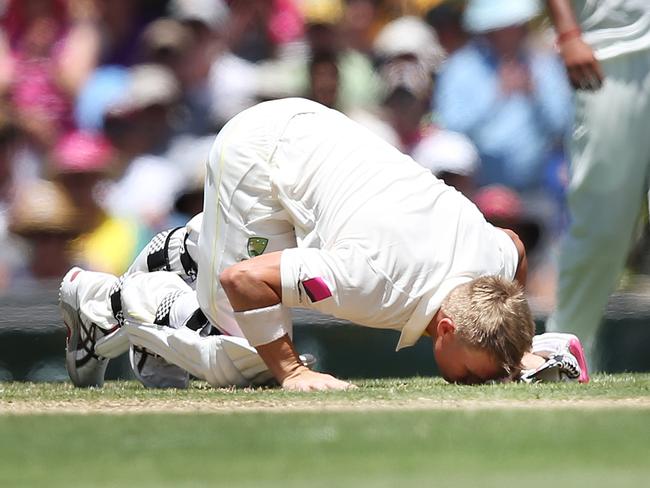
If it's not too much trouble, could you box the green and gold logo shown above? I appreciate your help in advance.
[247,237,269,257]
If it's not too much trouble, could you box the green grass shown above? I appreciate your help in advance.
[1,375,649,487]
[2,373,650,403]
[1,410,650,488]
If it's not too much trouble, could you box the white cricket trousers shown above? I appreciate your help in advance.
[196,104,298,340]
[547,49,650,364]
[73,269,272,387]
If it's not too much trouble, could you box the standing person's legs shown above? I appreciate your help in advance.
[547,52,650,365]
[196,111,296,341]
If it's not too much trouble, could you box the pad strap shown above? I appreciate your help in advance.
[180,232,198,281]
[109,276,125,326]
[147,227,182,272]
[185,308,211,332]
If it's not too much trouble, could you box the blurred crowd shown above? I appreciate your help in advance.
[0,0,576,309]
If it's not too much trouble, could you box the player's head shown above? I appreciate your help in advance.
[432,276,534,384]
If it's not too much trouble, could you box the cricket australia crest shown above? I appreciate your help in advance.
[247,237,269,257]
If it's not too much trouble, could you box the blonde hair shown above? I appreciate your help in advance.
[440,276,535,374]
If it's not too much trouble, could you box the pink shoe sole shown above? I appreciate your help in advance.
[568,337,590,383]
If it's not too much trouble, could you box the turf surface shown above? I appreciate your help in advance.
[1,375,649,487]
[2,373,650,404]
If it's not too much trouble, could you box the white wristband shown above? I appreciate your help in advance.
[234,304,292,346]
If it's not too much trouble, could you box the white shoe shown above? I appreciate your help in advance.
[59,267,112,387]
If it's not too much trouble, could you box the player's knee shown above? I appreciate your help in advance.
[219,266,236,294]
[219,263,258,296]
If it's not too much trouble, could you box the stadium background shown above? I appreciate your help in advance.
[0,0,649,380]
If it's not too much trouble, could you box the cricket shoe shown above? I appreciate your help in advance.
[521,333,590,384]
[59,267,118,387]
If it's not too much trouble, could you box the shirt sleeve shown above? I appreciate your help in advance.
[492,226,519,281]
[280,246,385,322]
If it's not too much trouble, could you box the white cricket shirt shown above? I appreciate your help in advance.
[264,99,518,350]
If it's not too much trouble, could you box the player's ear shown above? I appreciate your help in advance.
[436,317,456,338]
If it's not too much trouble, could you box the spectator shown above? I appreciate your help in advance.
[164,2,223,134]
[227,0,279,63]
[102,64,184,229]
[258,0,381,113]
[341,0,380,55]
[435,0,573,194]
[0,112,22,289]
[412,129,479,198]
[425,0,469,55]
[138,18,194,74]
[164,132,214,226]
[380,58,433,153]
[74,65,129,133]
[0,112,17,219]
[373,14,445,77]
[169,155,207,228]
[138,17,210,134]
[307,50,340,109]
[167,0,260,131]
[50,131,144,275]
[351,16,445,153]
[3,0,75,153]
[0,21,11,94]
[8,179,81,281]
[56,0,102,96]
[94,0,157,67]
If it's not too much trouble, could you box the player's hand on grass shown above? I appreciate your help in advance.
[559,37,604,91]
[281,367,356,391]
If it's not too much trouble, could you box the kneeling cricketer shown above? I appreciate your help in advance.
[60,98,589,390]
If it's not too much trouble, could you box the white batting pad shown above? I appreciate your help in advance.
[95,327,130,358]
[123,320,272,388]
[129,346,190,389]
[121,271,193,325]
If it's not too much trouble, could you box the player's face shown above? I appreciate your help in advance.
[434,336,503,385]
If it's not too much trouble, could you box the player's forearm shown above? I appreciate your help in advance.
[546,0,581,35]
[514,247,528,286]
[256,334,308,384]
[546,0,603,91]
[220,251,303,383]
